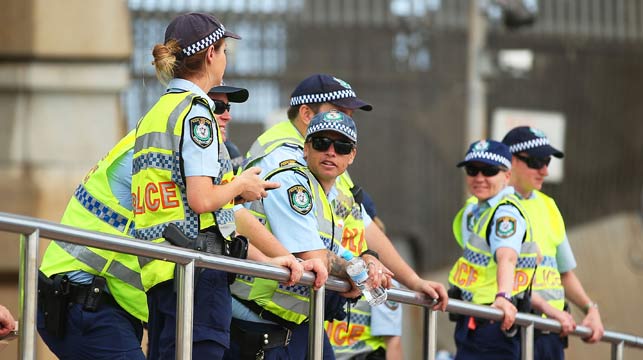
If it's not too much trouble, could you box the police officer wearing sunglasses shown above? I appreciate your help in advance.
[448,139,540,360]
[227,110,381,359]
[502,126,604,360]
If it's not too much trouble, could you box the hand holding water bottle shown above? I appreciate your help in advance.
[342,251,388,306]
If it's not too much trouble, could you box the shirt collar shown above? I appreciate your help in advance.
[166,78,213,108]
[482,186,516,208]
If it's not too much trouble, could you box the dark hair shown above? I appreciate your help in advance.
[287,103,322,121]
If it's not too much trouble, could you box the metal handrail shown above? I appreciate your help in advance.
[1,211,641,359]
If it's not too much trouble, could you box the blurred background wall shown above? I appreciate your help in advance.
[0,0,641,358]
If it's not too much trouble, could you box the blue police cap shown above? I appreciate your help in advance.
[457,139,512,169]
[306,110,357,143]
[290,74,372,111]
[501,126,564,158]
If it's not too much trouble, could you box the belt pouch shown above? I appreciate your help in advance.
[83,276,107,312]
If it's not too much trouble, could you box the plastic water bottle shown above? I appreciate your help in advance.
[342,251,387,306]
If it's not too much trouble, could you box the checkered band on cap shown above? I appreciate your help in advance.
[290,89,357,106]
[306,119,357,142]
[508,137,551,154]
[182,26,226,57]
[464,151,512,169]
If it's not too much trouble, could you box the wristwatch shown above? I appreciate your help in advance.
[495,292,513,302]
[583,301,599,314]
[360,249,380,260]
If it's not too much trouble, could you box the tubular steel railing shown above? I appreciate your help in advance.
[1,211,642,360]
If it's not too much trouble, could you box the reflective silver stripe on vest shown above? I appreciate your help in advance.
[535,288,565,302]
[230,275,311,318]
[133,94,197,155]
[245,137,303,168]
[55,241,144,291]
[516,242,539,269]
[467,233,491,252]
[73,184,132,235]
[213,141,236,238]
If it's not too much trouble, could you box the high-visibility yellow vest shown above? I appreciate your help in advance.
[231,165,342,325]
[243,120,305,170]
[452,196,478,249]
[132,91,235,291]
[326,299,386,359]
[520,190,566,311]
[448,193,540,304]
[326,173,386,356]
[40,130,148,321]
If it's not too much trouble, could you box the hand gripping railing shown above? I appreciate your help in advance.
[1,211,642,360]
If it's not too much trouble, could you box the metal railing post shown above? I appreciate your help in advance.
[424,308,437,360]
[521,322,534,360]
[175,261,195,360]
[308,284,325,360]
[612,340,624,360]
[19,230,39,360]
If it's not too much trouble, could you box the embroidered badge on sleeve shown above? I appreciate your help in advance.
[495,216,517,238]
[279,159,300,167]
[288,185,312,215]
[189,117,214,148]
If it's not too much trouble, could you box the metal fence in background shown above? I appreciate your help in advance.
[3,211,643,360]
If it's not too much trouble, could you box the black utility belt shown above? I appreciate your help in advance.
[38,272,114,338]
[163,224,248,259]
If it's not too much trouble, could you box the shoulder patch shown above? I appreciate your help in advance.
[189,117,214,148]
[495,216,517,238]
[279,159,301,167]
[288,185,312,215]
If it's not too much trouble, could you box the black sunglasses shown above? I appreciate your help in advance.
[212,100,231,115]
[465,165,502,177]
[515,154,551,170]
[309,136,355,155]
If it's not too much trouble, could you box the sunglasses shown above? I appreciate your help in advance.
[465,165,502,177]
[515,154,551,170]
[212,100,231,115]
[309,136,355,155]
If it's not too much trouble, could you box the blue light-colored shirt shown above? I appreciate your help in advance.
[166,78,221,178]
[250,141,371,224]
[370,279,403,336]
[482,186,526,258]
[106,149,134,211]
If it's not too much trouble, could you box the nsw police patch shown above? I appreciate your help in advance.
[189,117,214,148]
[466,212,475,231]
[495,216,517,238]
[288,185,312,215]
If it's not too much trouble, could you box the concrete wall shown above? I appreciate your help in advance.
[0,1,131,358]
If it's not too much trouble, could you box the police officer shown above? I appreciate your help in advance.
[242,73,446,357]
[132,13,309,359]
[448,139,540,360]
[501,126,604,359]
[227,111,386,359]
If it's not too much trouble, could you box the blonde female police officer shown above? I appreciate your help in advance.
[132,12,291,359]
[448,140,539,360]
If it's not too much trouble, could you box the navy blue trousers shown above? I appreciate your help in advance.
[454,316,520,360]
[147,268,232,359]
[37,300,145,360]
[533,332,565,360]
